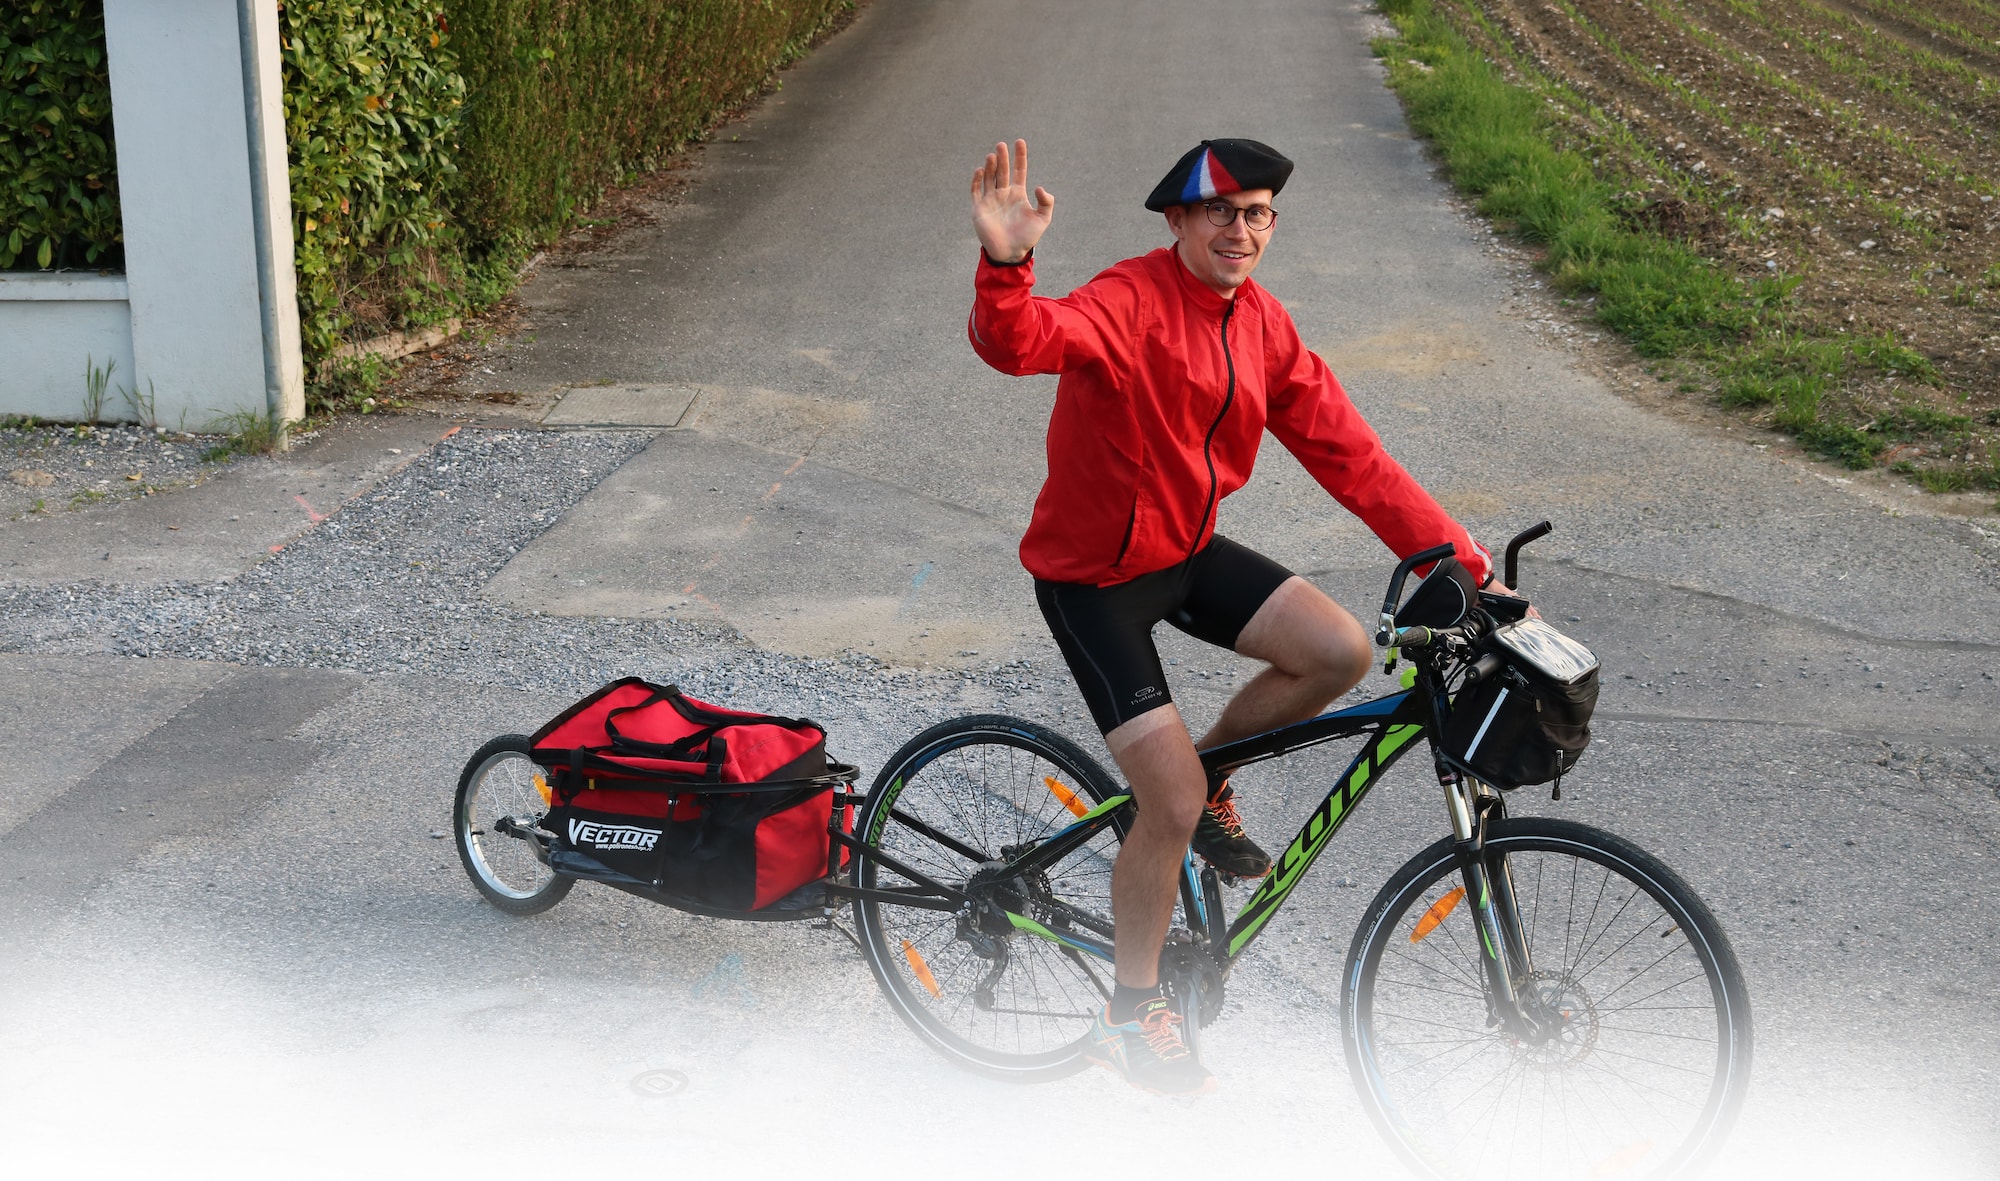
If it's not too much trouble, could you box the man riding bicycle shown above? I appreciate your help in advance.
[968,137,1505,1095]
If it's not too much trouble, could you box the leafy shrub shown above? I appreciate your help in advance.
[447,0,853,250]
[281,0,854,375]
[280,0,466,361]
[0,0,120,271]
[7,0,856,379]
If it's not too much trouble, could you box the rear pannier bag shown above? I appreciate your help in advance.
[528,679,847,910]
[1442,619,1600,788]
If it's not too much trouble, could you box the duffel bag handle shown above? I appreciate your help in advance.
[603,690,727,780]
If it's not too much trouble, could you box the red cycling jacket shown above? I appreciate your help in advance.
[969,246,1492,587]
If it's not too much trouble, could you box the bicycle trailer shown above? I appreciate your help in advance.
[528,678,860,915]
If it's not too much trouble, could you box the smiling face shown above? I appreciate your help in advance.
[1164,189,1276,298]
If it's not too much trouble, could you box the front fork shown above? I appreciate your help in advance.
[1444,776,1546,1041]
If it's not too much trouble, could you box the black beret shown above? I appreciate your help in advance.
[1144,139,1294,212]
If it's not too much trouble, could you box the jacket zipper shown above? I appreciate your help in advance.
[1112,497,1138,568]
[1189,301,1236,560]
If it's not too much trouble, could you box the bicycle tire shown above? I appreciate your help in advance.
[455,735,574,915]
[853,714,1126,1082]
[1343,817,1752,1181]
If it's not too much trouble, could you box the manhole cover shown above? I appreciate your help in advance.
[630,1068,690,1097]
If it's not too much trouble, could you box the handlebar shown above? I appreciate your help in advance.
[1376,522,1555,648]
[1375,544,1456,646]
[1385,623,1473,650]
[1504,520,1552,589]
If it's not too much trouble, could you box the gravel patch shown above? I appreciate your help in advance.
[0,426,1081,760]
[2,422,241,521]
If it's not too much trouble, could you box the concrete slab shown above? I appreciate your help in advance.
[0,653,230,836]
[542,383,698,427]
[483,428,1042,664]
[0,664,360,959]
[0,413,458,586]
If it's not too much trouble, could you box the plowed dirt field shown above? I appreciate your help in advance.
[1423,0,2000,486]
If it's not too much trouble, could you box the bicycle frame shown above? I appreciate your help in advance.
[861,661,1553,1040]
[871,688,1429,967]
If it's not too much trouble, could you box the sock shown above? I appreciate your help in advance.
[1205,767,1232,801]
[1110,982,1164,1022]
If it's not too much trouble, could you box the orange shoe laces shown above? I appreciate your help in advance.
[1137,1004,1191,1060]
[1206,793,1248,838]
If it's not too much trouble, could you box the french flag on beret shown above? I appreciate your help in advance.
[1179,149,1240,203]
[1144,138,1294,211]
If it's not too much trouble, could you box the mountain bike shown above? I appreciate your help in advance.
[847,525,1752,1181]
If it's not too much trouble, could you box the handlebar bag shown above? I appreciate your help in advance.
[1442,619,1600,788]
[528,678,846,910]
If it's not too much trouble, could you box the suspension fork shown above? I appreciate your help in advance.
[1444,777,1543,1039]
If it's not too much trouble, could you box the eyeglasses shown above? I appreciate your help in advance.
[1202,200,1277,231]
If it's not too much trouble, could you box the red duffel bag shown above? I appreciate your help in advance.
[529,678,849,911]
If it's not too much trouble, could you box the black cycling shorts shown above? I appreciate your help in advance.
[1035,535,1295,735]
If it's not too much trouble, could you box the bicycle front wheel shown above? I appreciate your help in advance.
[853,714,1126,1082]
[1343,817,1752,1181]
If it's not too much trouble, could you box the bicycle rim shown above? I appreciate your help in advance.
[855,716,1124,1080]
[1345,819,1752,1181]
[461,743,560,899]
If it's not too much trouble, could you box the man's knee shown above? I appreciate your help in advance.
[1241,578,1371,688]
[1106,706,1208,835]
[1135,785,1205,837]
[1316,624,1373,692]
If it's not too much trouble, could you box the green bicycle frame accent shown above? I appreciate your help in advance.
[976,693,1434,969]
[1004,909,1109,955]
[1224,721,1423,956]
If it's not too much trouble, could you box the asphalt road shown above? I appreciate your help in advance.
[3,1,1997,1177]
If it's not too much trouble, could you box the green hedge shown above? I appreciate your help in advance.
[3,0,854,379]
[448,0,853,250]
[280,0,466,362]
[0,1,120,271]
[289,0,855,373]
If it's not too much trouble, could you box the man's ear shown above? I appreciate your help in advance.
[1163,205,1187,241]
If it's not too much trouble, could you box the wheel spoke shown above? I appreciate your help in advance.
[856,717,1138,1078]
[1347,821,1749,1181]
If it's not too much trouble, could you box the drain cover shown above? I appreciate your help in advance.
[630,1068,690,1097]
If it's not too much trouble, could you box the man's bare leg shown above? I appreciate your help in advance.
[1097,579,1368,988]
[1103,704,1208,989]
[1196,576,1372,754]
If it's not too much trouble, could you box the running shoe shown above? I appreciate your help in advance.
[1191,782,1272,879]
[1085,996,1215,1096]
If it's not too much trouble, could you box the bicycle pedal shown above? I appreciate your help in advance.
[1217,871,1246,889]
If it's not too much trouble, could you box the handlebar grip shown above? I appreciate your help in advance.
[1394,626,1437,648]
[1503,521,1552,588]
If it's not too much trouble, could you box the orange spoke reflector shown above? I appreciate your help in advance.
[1410,886,1466,943]
[1044,776,1089,818]
[1590,1139,1655,1177]
[532,773,552,806]
[902,940,942,997]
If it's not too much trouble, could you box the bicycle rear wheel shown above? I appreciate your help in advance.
[853,715,1126,1081]
[1343,817,1751,1181]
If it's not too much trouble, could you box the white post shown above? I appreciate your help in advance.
[100,0,302,434]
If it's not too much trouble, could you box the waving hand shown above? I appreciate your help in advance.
[971,139,1053,264]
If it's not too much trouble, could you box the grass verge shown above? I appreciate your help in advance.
[1371,0,1997,502]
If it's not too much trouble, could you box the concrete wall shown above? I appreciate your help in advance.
[0,275,135,422]
[0,0,302,430]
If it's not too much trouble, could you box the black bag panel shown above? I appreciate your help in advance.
[543,782,831,910]
[1395,557,1478,629]
[1443,665,1599,788]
